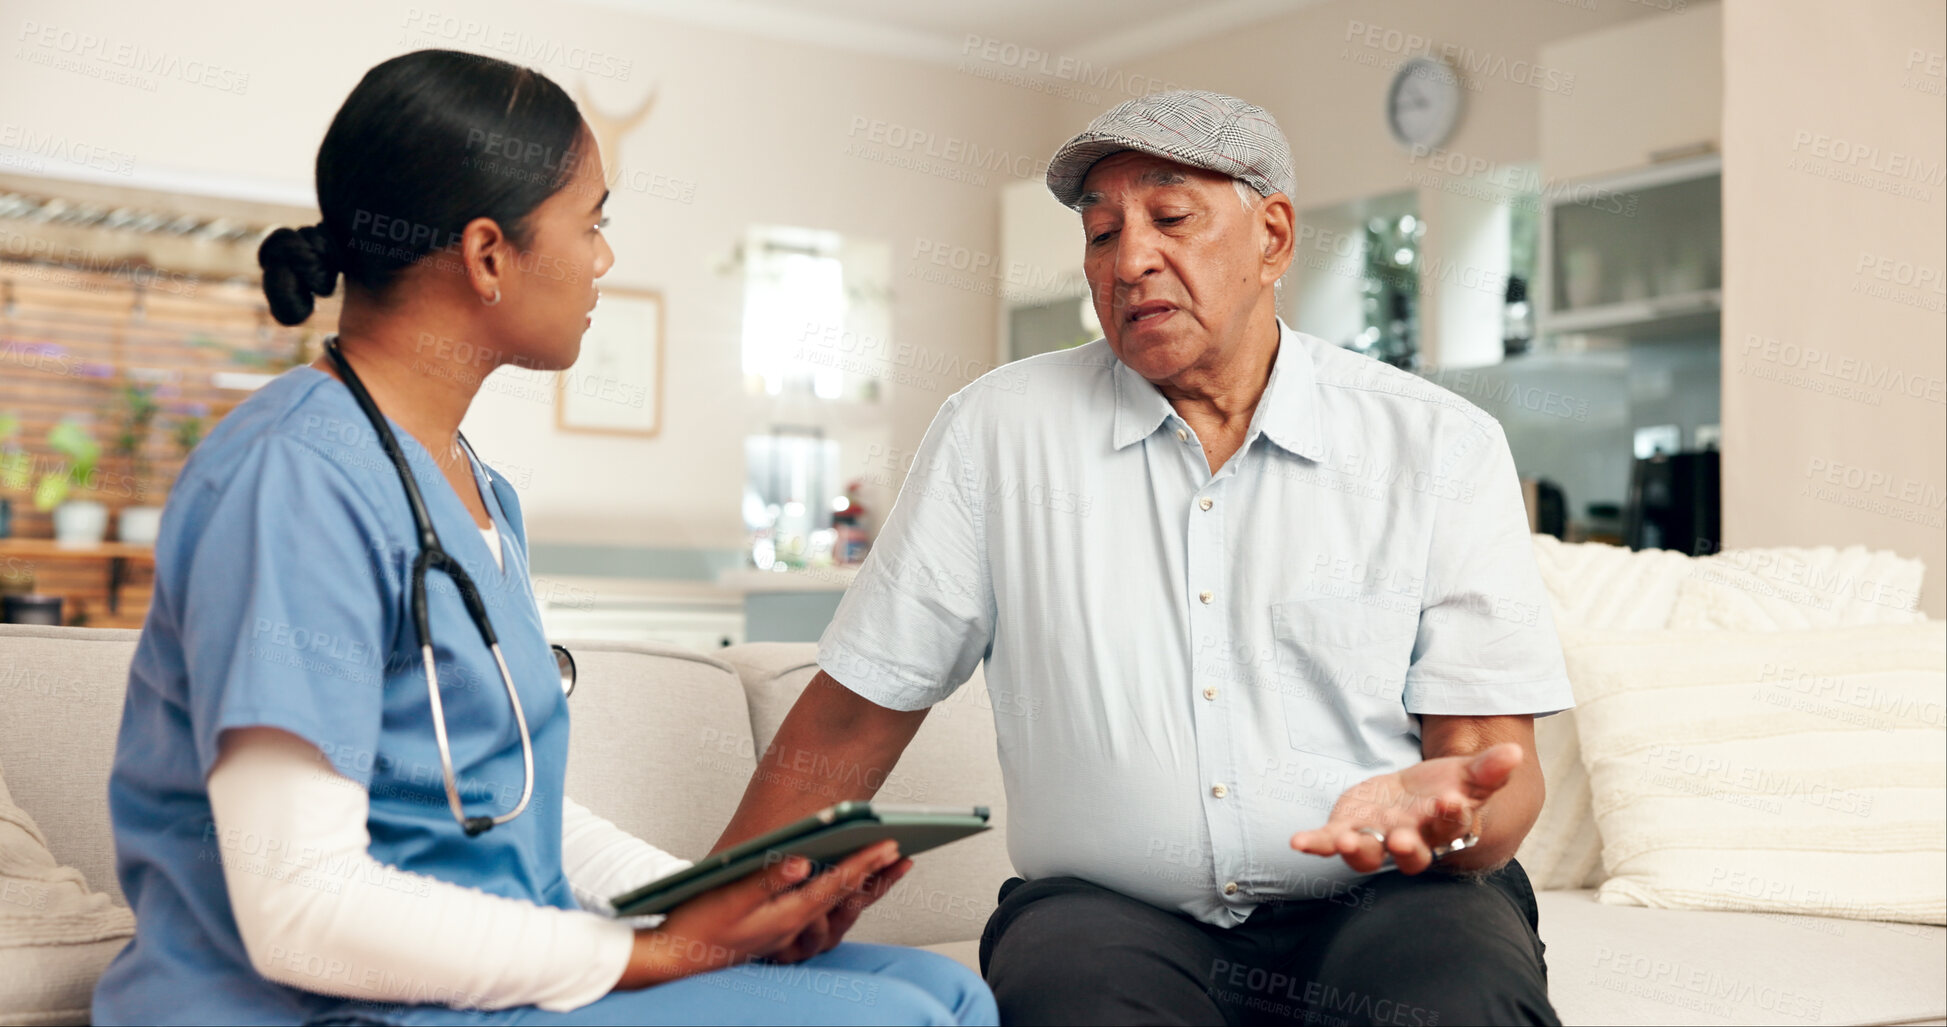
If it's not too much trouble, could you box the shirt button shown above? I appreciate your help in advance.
[1176,428,1188,442]
[1199,497,1214,511]
[1203,686,1219,701]
[1198,590,1213,604]
[1223,881,1239,896]
[1211,783,1228,798]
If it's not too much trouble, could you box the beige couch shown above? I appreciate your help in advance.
[2,624,1942,1025]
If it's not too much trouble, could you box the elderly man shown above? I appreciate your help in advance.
[715,90,1571,1026]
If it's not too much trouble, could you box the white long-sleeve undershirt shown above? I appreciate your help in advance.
[205,727,693,1012]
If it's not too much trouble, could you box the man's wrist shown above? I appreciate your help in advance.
[1429,829,1481,861]
[1429,807,1509,876]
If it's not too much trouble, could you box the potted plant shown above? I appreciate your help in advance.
[171,405,206,465]
[0,411,27,539]
[36,419,107,547]
[111,383,165,544]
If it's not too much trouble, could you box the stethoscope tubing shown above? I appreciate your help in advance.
[323,337,536,837]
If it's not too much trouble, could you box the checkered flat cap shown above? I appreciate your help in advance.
[1046,89,1295,208]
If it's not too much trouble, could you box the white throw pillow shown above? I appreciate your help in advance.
[1527,535,1700,632]
[0,762,136,1026]
[1519,537,1701,890]
[1516,710,1607,890]
[1567,621,1945,924]
[1516,538,1931,892]
[1670,545,1927,631]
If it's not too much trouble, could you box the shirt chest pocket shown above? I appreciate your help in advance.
[1270,597,1419,767]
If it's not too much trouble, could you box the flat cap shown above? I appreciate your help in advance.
[1045,89,1295,208]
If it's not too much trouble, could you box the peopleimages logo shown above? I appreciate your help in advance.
[1406,145,1636,216]
[0,123,135,175]
[1790,131,1947,185]
[1740,332,1946,405]
[846,117,1048,181]
[14,20,251,94]
[957,35,1179,100]
[1342,20,1576,94]
[398,8,633,81]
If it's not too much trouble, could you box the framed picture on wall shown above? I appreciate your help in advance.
[556,286,663,437]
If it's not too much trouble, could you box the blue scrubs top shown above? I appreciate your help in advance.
[93,365,574,1025]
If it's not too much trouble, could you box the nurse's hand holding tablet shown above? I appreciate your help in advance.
[89,48,996,1027]
[621,841,908,985]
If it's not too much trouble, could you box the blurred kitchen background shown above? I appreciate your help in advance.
[1,0,1940,642]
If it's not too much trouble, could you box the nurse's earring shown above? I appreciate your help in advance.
[482,287,501,307]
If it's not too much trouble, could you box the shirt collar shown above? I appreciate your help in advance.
[1111,318,1327,462]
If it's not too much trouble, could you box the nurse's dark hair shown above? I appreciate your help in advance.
[258,49,585,326]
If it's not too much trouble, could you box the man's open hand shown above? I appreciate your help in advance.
[1289,742,1523,875]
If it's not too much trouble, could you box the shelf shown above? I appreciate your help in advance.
[0,538,157,561]
[0,537,156,628]
[716,566,858,593]
[1540,289,1721,341]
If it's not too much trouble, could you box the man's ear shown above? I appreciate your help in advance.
[1260,194,1296,283]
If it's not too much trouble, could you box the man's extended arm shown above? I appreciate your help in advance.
[710,670,930,854]
[1418,713,1545,873]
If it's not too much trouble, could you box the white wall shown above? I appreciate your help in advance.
[1053,0,1667,214]
[1115,0,1946,617]
[1023,0,1668,362]
[15,0,1936,605]
[2,0,1049,552]
[1721,0,1947,615]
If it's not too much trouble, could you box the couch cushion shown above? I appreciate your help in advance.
[1539,888,1946,1026]
[0,627,758,908]
[929,892,1947,1026]
[724,642,1012,948]
[0,625,138,907]
[557,638,756,863]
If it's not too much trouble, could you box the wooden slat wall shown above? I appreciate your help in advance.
[1,258,339,624]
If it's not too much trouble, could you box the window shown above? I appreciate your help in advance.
[741,428,841,570]
[738,225,889,401]
[1289,190,1420,368]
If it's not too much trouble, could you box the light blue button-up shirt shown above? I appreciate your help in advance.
[819,319,1574,926]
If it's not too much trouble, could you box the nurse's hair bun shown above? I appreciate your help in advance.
[264,51,583,327]
[258,222,341,326]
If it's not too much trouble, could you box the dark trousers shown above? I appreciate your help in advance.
[978,861,1557,1027]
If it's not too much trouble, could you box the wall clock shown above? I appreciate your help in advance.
[1387,57,1463,150]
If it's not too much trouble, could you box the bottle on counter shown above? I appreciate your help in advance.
[832,479,871,565]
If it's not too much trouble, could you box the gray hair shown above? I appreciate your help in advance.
[1234,178,1259,212]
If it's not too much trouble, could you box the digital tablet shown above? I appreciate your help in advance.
[610,802,991,917]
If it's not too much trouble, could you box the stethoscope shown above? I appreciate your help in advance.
[323,336,576,837]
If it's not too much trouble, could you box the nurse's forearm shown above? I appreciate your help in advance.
[560,796,694,915]
[710,670,929,853]
[208,727,635,1012]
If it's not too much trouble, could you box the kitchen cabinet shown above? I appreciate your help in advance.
[1539,1,1722,185]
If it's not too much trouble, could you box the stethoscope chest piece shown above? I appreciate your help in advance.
[553,644,577,698]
